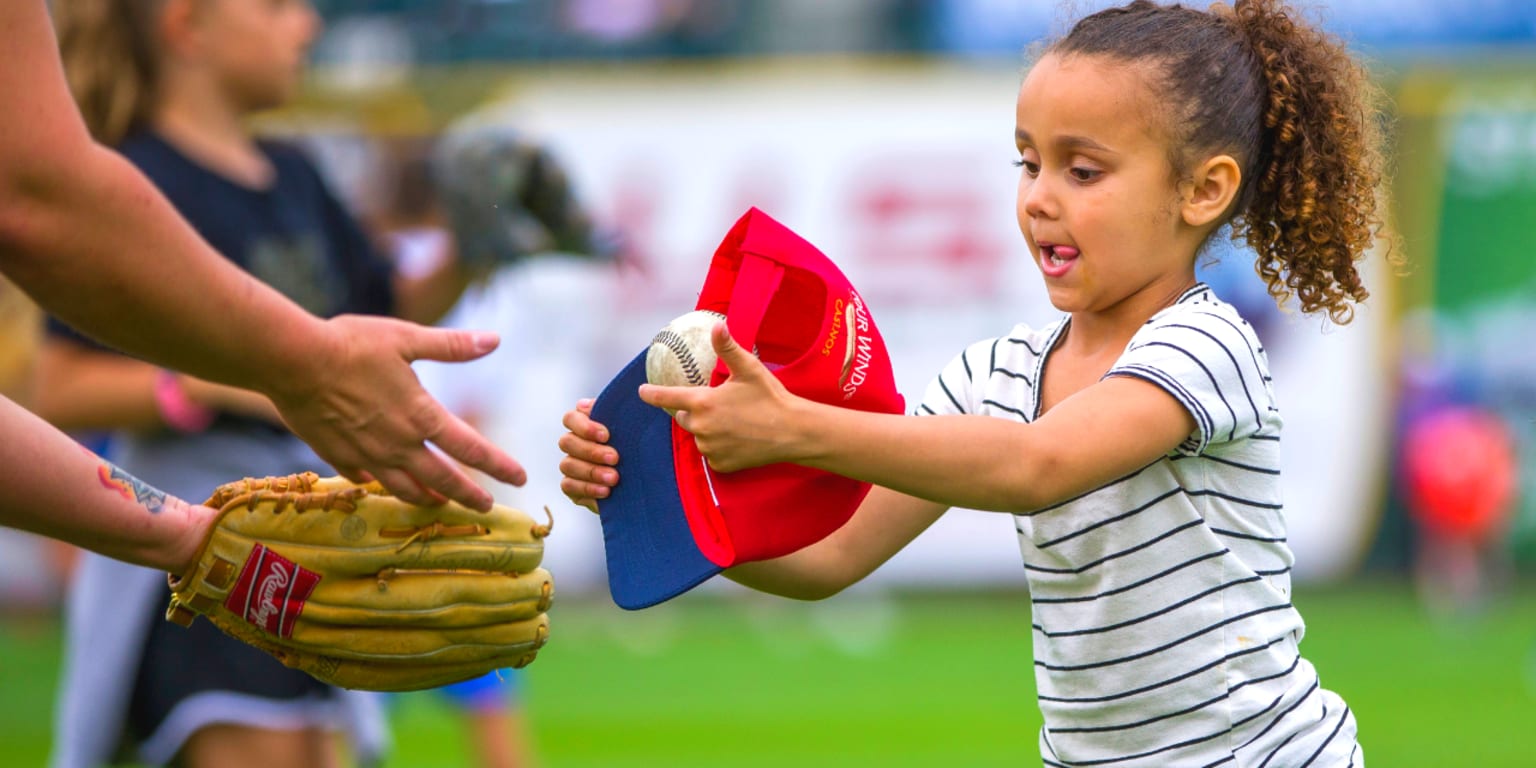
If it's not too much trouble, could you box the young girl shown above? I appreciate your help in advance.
[41,0,476,766]
[560,1,1391,765]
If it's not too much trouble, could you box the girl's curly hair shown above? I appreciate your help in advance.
[1050,0,1396,324]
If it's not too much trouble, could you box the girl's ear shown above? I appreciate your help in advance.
[158,0,202,57]
[1180,154,1242,229]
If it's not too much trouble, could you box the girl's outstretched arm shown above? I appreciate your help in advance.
[643,323,1197,514]
[723,486,946,600]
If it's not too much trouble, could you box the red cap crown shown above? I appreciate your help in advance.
[672,208,904,567]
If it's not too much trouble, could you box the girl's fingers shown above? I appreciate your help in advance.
[562,406,610,443]
[558,432,617,466]
[559,455,617,487]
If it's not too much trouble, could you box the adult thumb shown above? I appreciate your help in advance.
[407,324,501,364]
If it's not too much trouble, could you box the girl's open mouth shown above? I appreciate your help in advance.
[1037,242,1080,276]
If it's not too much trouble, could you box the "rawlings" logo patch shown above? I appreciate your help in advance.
[224,544,321,638]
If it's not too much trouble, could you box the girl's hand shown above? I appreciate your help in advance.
[558,399,618,513]
[640,322,805,473]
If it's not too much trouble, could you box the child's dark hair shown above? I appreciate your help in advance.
[1049,0,1393,323]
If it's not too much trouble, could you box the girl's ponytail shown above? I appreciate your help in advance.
[1226,0,1392,323]
[54,0,163,145]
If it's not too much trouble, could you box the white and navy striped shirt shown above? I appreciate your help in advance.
[916,285,1361,767]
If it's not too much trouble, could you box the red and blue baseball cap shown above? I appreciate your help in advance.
[592,208,904,610]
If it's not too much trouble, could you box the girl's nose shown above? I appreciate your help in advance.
[1021,174,1057,219]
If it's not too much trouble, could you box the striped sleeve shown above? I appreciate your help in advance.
[913,336,996,417]
[1106,304,1272,455]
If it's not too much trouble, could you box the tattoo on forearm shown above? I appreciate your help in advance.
[98,461,168,514]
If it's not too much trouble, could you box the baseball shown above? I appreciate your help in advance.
[646,310,726,413]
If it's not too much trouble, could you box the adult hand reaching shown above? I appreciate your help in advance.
[270,314,526,511]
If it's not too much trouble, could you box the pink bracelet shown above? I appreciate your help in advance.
[154,369,216,433]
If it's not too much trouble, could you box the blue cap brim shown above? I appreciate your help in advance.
[591,351,723,610]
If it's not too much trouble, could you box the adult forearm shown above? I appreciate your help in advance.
[0,145,328,400]
[0,396,209,573]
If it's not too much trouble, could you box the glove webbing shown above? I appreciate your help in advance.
[205,471,385,515]
[206,471,324,507]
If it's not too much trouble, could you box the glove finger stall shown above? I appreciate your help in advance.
[299,568,553,627]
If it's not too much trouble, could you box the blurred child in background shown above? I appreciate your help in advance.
[39,0,478,765]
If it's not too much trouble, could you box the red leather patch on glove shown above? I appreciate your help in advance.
[224,544,321,638]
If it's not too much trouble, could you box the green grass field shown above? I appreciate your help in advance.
[3,582,1534,767]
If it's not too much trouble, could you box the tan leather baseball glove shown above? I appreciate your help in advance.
[165,472,552,692]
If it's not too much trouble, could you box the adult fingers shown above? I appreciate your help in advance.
[401,322,501,364]
[428,407,527,488]
[333,465,371,485]
[370,464,444,508]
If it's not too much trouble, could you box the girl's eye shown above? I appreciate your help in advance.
[1013,158,1040,176]
[1070,166,1101,182]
